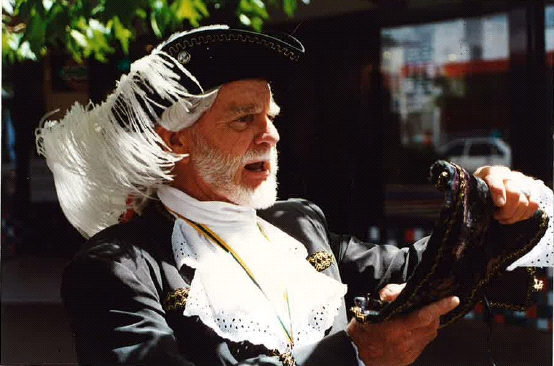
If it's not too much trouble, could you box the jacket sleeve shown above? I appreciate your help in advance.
[302,199,535,310]
[298,200,426,299]
[258,199,427,308]
[331,232,426,302]
[61,244,195,366]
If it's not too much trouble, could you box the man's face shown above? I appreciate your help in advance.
[173,79,281,208]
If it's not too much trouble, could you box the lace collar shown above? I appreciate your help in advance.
[157,186,347,353]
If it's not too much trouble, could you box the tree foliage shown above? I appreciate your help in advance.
[2,0,305,64]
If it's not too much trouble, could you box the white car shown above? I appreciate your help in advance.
[439,137,512,173]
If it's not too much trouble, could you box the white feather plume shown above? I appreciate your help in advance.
[35,27,228,238]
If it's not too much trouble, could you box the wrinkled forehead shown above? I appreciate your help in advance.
[212,79,280,115]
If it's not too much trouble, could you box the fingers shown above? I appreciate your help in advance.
[348,297,460,366]
[474,165,511,206]
[474,166,540,224]
[348,314,438,366]
[379,283,406,302]
[404,296,460,329]
[494,178,529,223]
[493,176,539,224]
[493,183,538,224]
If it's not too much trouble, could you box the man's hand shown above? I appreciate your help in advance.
[474,166,540,224]
[346,296,459,366]
[379,283,406,302]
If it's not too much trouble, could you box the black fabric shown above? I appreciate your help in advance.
[63,199,392,365]
[61,197,536,365]
[355,161,548,326]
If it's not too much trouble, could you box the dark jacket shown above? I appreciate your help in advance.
[61,199,531,365]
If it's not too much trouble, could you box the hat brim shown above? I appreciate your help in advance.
[160,26,305,94]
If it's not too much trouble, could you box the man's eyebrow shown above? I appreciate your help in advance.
[225,98,280,118]
[229,104,262,116]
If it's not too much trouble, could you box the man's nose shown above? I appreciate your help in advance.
[254,117,280,146]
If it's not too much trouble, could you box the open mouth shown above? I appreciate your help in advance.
[244,161,269,172]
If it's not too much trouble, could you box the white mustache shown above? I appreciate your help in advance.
[242,148,278,168]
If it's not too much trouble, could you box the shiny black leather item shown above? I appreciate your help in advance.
[352,160,549,327]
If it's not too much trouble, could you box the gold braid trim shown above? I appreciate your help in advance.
[490,267,538,311]
[164,288,190,312]
[382,166,468,322]
[270,350,298,366]
[444,212,549,325]
[166,32,300,62]
[307,251,334,272]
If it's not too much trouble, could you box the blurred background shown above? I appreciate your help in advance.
[2,0,553,364]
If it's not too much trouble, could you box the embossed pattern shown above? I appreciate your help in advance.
[307,251,334,272]
[164,287,190,312]
[165,32,300,62]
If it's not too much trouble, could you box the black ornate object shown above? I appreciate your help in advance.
[351,160,549,327]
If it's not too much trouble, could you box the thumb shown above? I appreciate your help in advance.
[407,296,460,328]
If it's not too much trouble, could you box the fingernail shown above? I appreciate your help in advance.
[496,196,505,206]
[451,296,460,307]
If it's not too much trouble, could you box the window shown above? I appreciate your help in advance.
[445,143,464,156]
[468,142,491,156]
[381,13,510,151]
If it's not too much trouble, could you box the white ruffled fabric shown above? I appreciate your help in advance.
[507,180,554,270]
[158,186,347,353]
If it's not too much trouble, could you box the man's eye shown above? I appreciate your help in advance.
[236,115,254,123]
[267,114,277,122]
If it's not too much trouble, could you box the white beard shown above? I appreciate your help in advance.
[190,130,279,209]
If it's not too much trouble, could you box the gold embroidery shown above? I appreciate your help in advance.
[350,306,368,323]
[385,167,468,325]
[372,164,549,327]
[164,288,190,312]
[447,210,548,324]
[278,351,297,366]
[270,350,297,366]
[166,31,300,62]
[307,251,334,272]
[533,277,544,292]
[490,267,537,311]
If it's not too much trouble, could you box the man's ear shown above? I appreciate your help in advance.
[155,125,189,155]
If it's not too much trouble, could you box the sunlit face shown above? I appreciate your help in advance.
[168,79,281,208]
[189,127,279,208]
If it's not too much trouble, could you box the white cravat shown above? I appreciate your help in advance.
[157,186,347,353]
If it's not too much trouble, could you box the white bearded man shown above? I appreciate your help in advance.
[36,25,553,366]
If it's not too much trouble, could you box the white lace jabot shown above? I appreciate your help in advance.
[157,186,347,353]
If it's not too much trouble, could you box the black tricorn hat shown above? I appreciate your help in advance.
[108,25,305,130]
[159,25,305,94]
[35,25,306,237]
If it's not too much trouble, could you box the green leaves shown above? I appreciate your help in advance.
[282,0,297,16]
[111,16,132,55]
[2,0,302,64]
[238,0,268,31]
[172,0,209,27]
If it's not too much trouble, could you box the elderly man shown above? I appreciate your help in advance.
[37,25,551,366]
